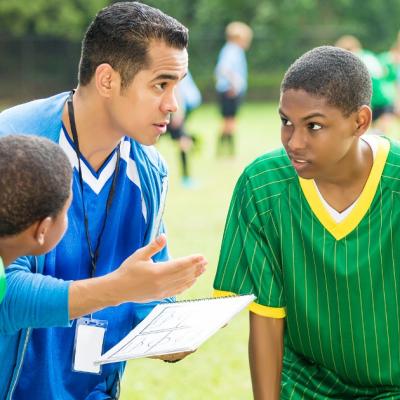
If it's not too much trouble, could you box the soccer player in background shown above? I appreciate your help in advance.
[215,21,252,156]
[214,46,400,399]
[336,35,397,135]
[0,2,207,399]
[167,71,202,188]
[0,135,72,304]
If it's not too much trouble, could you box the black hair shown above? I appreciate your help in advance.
[281,46,372,116]
[79,1,189,88]
[0,135,72,237]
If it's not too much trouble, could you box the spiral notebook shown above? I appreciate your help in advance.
[95,294,255,365]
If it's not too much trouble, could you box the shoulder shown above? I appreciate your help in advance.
[129,140,168,178]
[382,138,400,191]
[219,43,237,59]
[244,147,296,187]
[0,92,68,141]
[238,148,297,208]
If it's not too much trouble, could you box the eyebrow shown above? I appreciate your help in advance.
[278,109,326,121]
[151,72,187,82]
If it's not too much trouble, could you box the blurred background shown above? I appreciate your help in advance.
[2,0,400,103]
[1,0,400,398]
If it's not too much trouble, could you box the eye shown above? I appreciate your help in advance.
[154,82,168,91]
[308,122,322,131]
[280,117,293,127]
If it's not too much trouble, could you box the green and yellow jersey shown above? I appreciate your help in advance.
[214,136,400,398]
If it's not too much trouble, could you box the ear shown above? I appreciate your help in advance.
[94,63,121,98]
[354,105,372,137]
[33,217,53,247]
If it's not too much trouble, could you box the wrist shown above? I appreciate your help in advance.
[94,272,123,308]
[69,273,123,319]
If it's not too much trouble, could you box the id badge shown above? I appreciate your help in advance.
[72,317,108,374]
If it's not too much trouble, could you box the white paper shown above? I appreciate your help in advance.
[96,294,255,365]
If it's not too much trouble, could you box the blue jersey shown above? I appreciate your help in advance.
[215,42,248,95]
[178,72,202,113]
[14,129,154,399]
[0,92,171,399]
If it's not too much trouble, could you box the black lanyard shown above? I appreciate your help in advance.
[67,91,120,278]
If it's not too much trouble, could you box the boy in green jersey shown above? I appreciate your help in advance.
[0,135,72,303]
[214,46,400,399]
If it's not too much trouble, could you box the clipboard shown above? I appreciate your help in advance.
[95,294,256,365]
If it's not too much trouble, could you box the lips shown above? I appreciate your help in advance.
[154,120,170,127]
[152,122,168,135]
[288,155,311,172]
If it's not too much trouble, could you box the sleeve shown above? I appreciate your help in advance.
[0,256,72,335]
[213,172,286,318]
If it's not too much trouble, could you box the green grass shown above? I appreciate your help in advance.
[120,102,282,400]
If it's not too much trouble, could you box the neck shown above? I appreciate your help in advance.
[0,239,29,267]
[315,138,372,188]
[63,86,122,171]
[314,138,373,212]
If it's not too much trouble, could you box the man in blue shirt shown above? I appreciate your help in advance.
[0,2,207,399]
[215,21,253,156]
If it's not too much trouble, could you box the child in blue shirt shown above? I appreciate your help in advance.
[215,21,253,156]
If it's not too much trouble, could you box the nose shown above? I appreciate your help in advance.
[285,127,307,153]
[161,88,179,114]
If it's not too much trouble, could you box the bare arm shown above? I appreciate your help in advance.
[69,234,207,319]
[249,311,284,400]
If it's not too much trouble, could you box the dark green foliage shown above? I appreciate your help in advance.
[0,0,399,100]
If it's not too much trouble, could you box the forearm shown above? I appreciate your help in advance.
[69,274,121,320]
[249,312,284,400]
[0,263,71,334]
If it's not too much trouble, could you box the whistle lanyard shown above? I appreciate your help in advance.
[67,91,120,278]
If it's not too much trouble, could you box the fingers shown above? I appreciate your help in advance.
[163,278,198,298]
[155,258,207,293]
[132,234,167,260]
[161,255,207,282]
[160,351,195,363]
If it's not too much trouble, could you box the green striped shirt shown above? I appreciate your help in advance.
[214,136,400,398]
[0,256,6,303]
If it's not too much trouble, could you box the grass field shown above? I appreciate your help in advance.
[120,102,282,400]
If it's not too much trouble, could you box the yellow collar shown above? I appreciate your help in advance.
[299,137,390,240]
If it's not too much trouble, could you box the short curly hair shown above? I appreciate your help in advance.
[0,135,72,237]
[281,46,372,116]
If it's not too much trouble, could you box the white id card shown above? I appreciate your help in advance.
[72,318,108,374]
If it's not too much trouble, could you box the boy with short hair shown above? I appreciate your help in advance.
[214,46,400,398]
[215,21,253,156]
[0,135,72,303]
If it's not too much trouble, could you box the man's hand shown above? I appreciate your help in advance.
[110,234,207,303]
[69,234,207,319]
[149,350,196,363]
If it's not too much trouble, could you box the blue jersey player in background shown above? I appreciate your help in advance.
[215,21,253,156]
